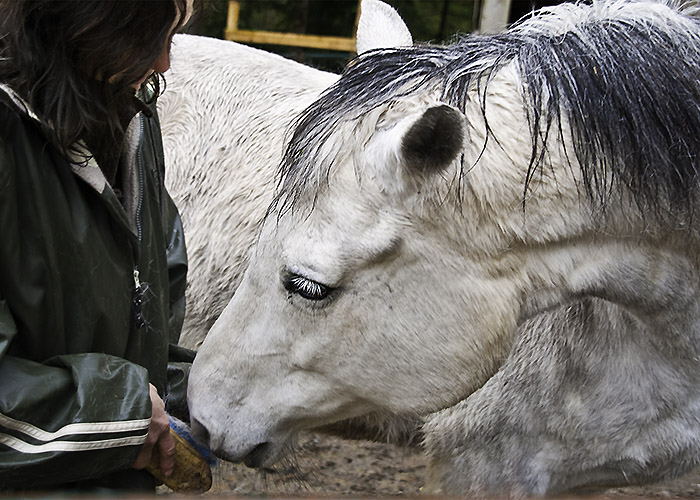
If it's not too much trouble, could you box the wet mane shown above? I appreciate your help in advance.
[274,0,700,223]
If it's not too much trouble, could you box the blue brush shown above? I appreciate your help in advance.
[169,415,218,466]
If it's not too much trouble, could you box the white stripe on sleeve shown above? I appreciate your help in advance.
[0,432,147,454]
[0,412,150,441]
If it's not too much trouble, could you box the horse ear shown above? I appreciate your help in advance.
[400,105,465,174]
[356,0,413,54]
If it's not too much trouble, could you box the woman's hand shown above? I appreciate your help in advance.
[131,383,175,477]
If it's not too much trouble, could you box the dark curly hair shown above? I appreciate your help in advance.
[0,0,189,159]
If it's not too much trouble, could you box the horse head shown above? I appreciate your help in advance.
[189,0,700,495]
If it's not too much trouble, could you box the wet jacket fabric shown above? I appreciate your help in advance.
[0,87,189,490]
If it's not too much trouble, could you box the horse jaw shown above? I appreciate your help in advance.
[356,0,413,54]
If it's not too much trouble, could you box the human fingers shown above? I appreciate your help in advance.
[132,384,171,470]
[156,420,176,476]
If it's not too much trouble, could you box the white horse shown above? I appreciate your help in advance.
[189,0,700,496]
[158,34,338,348]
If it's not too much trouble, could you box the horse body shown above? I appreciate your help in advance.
[158,34,337,348]
[188,0,700,495]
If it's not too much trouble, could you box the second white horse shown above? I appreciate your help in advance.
[158,34,338,347]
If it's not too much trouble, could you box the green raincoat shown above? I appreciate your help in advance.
[0,86,190,490]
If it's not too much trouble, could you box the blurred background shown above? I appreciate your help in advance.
[186,0,559,72]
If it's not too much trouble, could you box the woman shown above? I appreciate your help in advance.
[0,0,195,491]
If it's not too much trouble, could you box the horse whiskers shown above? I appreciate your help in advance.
[250,440,311,494]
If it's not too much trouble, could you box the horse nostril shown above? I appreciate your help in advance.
[189,417,211,449]
[243,442,271,468]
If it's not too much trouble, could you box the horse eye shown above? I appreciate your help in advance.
[285,274,331,301]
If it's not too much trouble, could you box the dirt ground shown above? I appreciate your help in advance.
[161,432,700,498]
[202,432,426,497]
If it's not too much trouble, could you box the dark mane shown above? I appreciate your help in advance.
[274,0,700,224]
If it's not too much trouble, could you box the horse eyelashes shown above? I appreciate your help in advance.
[285,273,331,301]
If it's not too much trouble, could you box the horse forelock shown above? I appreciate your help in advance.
[273,0,700,226]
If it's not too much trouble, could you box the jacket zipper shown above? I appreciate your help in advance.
[132,114,147,329]
[135,115,145,243]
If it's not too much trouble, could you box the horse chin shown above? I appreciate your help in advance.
[314,412,425,448]
[216,437,290,469]
[240,442,278,469]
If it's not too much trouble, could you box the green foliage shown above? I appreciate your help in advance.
[187,0,476,71]
[191,0,229,39]
[387,0,475,41]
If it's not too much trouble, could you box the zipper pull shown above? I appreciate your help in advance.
[132,267,148,329]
